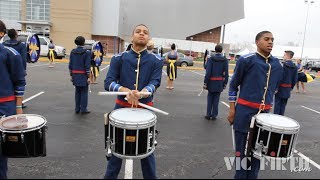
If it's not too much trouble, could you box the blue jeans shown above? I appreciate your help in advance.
[104,154,156,179]
[234,131,260,179]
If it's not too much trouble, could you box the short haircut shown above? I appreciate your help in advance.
[215,44,223,53]
[132,24,149,35]
[74,36,85,46]
[171,43,176,50]
[284,50,294,59]
[0,20,7,33]
[255,31,272,41]
[8,29,17,39]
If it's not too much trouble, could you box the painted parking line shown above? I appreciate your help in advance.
[189,70,205,77]
[221,101,320,171]
[28,63,50,68]
[22,91,45,103]
[124,159,133,179]
[100,65,110,72]
[162,70,167,76]
[294,149,320,170]
[301,106,320,114]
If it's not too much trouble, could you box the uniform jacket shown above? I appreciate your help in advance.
[204,53,229,92]
[3,39,27,71]
[276,60,298,99]
[0,44,26,115]
[104,49,163,105]
[229,53,283,132]
[69,46,91,87]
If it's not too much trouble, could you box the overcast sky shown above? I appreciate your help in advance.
[224,0,320,48]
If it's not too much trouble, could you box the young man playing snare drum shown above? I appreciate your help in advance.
[227,31,283,179]
[0,20,26,179]
[103,24,163,179]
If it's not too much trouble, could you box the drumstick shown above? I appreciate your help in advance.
[124,98,169,115]
[98,92,152,96]
[231,125,235,152]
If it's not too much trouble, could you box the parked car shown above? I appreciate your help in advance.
[162,52,194,67]
[310,63,320,72]
[5,32,67,59]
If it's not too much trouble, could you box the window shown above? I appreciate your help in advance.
[26,0,50,21]
[39,38,47,45]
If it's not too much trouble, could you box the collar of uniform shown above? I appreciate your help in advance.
[256,52,271,60]
[130,47,147,56]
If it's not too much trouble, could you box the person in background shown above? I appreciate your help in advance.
[166,43,179,90]
[274,50,298,115]
[203,44,228,120]
[296,59,307,93]
[69,36,91,114]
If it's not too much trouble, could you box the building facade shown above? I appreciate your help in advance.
[1,0,244,54]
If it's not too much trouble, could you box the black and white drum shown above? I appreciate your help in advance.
[105,108,157,159]
[0,114,47,158]
[251,113,300,160]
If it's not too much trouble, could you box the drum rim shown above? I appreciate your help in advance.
[109,108,157,128]
[255,113,300,132]
[0,114,47,133]
[111,146,155,159]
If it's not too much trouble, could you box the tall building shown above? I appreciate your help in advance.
[1,0,244,54]
[0,0,21,30]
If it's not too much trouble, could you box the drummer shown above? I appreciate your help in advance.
[0,20,26,179]
[227,31,283,179]
[103,24,163,179]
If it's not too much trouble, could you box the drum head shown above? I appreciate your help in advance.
[109,108,156,126]
[0,114,46,131]
[255,113,300,131]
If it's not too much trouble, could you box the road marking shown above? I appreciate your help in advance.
[28,63,50,68]
[301,106,320,114]
[221,101,230,108]
[162,70,167,76]
[100,65,109,71]
[189,70,204,76]
[22,91,45,103]
[294,149,320,170]
[124,159,133,179]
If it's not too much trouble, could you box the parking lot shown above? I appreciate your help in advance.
[7,61,320,179]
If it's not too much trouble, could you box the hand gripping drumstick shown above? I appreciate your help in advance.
[98,92,152,96]
[123,98,169,116]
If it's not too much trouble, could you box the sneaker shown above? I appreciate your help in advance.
[81,111,91,115]
[205,115,211,120]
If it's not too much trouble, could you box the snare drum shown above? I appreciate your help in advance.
[105,108,157,159]
[251,113,300,159]
[0,114,47,158]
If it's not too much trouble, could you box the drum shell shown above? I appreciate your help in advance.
[0,125,47,158]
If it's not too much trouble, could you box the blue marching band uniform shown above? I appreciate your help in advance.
[229,52,283,179]
[0,43,26,178]
[68,44,91,114]
[204,52,229,120]
[104,48,163,179]
[3,39,27,74]
[274,60,298,115]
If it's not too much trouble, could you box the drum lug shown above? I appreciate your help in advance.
[105,138,112,159]
[255,140,264,158]
[21,133,24,143]
[38,129,43,139]
[2,134,6,143]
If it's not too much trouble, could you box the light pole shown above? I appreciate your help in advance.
[190,37,193,56]
[301,0,314,59]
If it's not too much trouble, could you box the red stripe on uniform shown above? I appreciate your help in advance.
[210,77,224,81]
[237,98,272,110]
[0,95,15,103]
[280,84,292,88]
[72,70,86,74]
[115,99,153,108]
